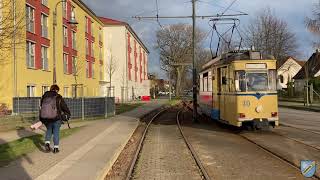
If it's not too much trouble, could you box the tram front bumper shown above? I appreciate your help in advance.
[237,117,279,127]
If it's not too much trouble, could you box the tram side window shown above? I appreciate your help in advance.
[208,76,212,92]
[268,70,277,91]
[203,72,208,92]
[235,71,246,92]
[200,76,203,92]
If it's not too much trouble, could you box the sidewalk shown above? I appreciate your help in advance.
[0,120,95,145]
[0,99,167,180]
[278,100,320,112]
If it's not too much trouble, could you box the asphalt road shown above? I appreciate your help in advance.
[279,107,320,134]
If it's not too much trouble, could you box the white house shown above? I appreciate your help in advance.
[277,57,305,89]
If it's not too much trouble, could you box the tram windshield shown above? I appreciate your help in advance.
[236,70,277,92]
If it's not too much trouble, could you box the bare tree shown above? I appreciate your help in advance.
[305,0,320,48]
[72,56,85,98]
[106,52,117,97]
[106,54,117,87]
[244,8,298,60]
[0,0,25,63]
[156,23,206,97]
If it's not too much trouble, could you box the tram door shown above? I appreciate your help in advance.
[218,67,228,121]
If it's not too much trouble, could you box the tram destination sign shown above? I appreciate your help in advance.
[245,63,267,69]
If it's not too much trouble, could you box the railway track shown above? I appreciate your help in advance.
[271,127,320,152]
[125,107,211,180]
[183,101,319,179]
[238,133,320,180]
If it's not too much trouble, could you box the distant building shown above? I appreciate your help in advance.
[99,17,150,102]
[277,57,305,89]
[293,50,320,92]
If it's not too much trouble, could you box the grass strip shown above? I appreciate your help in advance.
[115,103,143,115]
[0,127,81,167]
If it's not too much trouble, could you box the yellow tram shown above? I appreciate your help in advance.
[198,50,279,129]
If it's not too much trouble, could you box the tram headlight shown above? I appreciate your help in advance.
[255,105,263,113]
[271,112,278,117]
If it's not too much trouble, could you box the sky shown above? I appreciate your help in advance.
[83,0,319,78]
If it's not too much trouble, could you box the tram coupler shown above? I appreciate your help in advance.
[252,119,269,130]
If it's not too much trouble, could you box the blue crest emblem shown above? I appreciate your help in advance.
[301,160,316,178]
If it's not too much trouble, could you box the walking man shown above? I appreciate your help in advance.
[40,85,71,153]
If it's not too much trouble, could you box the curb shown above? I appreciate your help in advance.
[279,105,320,113]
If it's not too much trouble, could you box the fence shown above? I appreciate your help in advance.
[12,97,115,119]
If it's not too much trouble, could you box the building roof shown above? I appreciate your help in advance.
[294,51,320,79]
[98,17,150,54]
[276,56,305,69]
[75,0,104,25]
[98,17,126,25]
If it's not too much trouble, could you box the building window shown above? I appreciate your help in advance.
[91,21,94,37]
[63,53,68,74]
[27,85,36,97]
[62,1,67,19]
[99,47,102,60]
[85,39,89,55]
[41,14,48,38]
[100,65,102,80]
[41,0,48,6]
[72,56,76,75]
[42,86,49,95]
[63,26,68,47]
[64,87,69,97]
[92,63,95,78]
[91,42,94,57]
[26,5,35,33]
[99,29,102,42]
[72,30,76,49]
[41,46,48,70]
[26,41,35,68]
[86,61,89,78]
[85,17,88,33]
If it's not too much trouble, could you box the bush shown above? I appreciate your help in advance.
[310,78,320,92]
[0,104,11,117]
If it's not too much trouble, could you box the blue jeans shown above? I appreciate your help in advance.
[44,120,61,146]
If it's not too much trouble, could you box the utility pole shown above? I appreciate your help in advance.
[192,0,198,123]
[133,2,246,122]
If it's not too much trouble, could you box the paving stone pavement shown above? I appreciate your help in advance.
[132,111,202,180]
[0,100,167,180]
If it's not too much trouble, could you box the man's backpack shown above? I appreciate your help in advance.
[40,96,58,119]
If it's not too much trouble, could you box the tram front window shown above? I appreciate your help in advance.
[246,73,268,91]
[235,70,277,92]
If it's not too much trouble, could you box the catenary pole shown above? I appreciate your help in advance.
[192,0,198,122]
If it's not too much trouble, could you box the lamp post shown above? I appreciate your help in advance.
[53,0,78,84]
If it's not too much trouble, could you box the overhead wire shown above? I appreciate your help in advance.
[221,0,238,15]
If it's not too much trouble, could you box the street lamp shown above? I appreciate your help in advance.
[53,0,78,84]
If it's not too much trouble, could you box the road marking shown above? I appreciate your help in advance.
[35,122,120,180]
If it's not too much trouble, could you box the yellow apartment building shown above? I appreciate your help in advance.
[0,0,106,109]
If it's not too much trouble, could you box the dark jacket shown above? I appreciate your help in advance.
[40,91,71,123]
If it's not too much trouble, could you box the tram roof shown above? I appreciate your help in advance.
[200,50,275,72]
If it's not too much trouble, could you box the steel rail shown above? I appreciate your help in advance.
[177,110,211,180]
[238,134,320,180]
[280,123,320,136]
[270,130,320,152]
[125,108,168,180]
